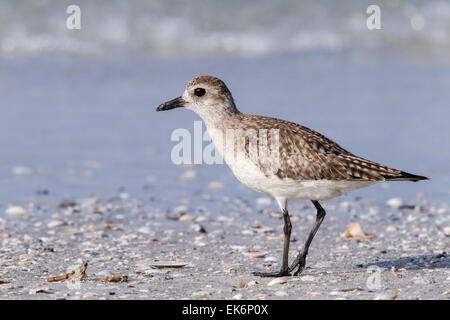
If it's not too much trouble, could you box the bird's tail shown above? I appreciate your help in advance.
[383,171,429,182]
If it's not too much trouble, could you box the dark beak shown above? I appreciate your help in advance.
[156,96,185,111]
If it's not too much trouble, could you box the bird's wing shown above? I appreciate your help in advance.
[240,115,424,181]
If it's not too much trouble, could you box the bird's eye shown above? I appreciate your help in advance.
[194,88,206,97]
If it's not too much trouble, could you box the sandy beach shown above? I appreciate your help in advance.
[0,181,449,299]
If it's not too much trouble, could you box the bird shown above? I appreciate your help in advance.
[156,75,428,277]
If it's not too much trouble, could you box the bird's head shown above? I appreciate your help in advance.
[156,76,238,120]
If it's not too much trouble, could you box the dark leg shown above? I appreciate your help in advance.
[253,209,292,277]
[289,200,326,275]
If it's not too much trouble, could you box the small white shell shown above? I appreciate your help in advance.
[267,277,288,286]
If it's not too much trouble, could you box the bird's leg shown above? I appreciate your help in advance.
[253,208,292,277]
[289,200,326,276]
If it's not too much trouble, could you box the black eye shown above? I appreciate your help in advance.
[194,87,206,97]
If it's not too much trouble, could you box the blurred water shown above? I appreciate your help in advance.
[1,0,450,59]
[0,51,448,209]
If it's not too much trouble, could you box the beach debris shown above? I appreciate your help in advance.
[230,245,246,251]
[269,211,283,219]
[0,233,10,239]
[386,226,397,232]
[6,206,26,216]
[47,261,88,282]
[264,256,278,263]
[443,226,450,237]
[340,287,364,292]
[391,289,399,300]
[216,215,233,223]
[179,214,195,221]
[137,226,154,235]
[83,292,99,298]
[387,197,403,208]
[190,223,207,233]
[274,290,288,296]
[82,224,122,232]
[398,204,421,211]
[59,200,77,209]
[31,288,53,294]
[341,222,375,240]
[250,225,274,234]
[239,279,245,288]
[242,250,267,259]
[195,215,209,223]
[267,277,288,286]
[47,220,67,228]
[246,280,259,288]
[149,262,187,269]
[208,181,223,190]
[18,257,30,265]
[79,197,98,207]
[94,275,128,283]
[232,293,243,300]
[194,235,207,247]
[0,280,10,285]
[266,235,283,241]
[167,205,189,220]
[192,291,209,297]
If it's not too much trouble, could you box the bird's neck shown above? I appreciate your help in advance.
[196,103,241,130]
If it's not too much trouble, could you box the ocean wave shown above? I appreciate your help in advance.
[0,0,449,58]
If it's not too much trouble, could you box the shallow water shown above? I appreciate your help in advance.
[0,51,448,213]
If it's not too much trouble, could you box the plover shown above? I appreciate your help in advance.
[156,75,428,277]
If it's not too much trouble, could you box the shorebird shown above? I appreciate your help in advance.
[156,75,428,277]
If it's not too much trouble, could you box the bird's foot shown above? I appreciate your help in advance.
[289,254,307,276]
[293,265,305,276]
[252,270,290,277]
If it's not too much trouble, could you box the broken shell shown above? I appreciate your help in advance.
[341,222,375,240]
[242,250,267,259]
[267,277,288,286]
[149,262,187,269]
[387,197,403,208]
[6,206,26,216]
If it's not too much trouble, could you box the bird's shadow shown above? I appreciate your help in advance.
[363,252,449,270]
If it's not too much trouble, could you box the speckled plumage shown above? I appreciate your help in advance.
[217,113,418,182]
[183,76,426,184]
[158,75,427,201]
[157,75,429,276]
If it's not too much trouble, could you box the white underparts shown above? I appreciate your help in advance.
[228,157,377,200]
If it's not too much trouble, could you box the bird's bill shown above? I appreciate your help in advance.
[156,96,185,111]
